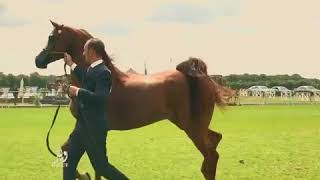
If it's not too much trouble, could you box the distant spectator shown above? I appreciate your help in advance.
[11,85,19,105]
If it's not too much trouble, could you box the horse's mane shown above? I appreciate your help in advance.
[67,26,128,80]
[79,28,93,38]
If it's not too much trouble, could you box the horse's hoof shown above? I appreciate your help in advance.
[78,172,91,180]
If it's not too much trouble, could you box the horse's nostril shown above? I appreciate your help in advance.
[35,57,47,69]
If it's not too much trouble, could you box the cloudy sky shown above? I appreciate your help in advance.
[0,0,320,78]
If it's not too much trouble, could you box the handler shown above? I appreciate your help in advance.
[63,38,128,180]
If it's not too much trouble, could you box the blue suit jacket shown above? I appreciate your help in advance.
[72,63,112,133]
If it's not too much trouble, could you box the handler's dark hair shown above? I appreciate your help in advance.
[87,38,113,68]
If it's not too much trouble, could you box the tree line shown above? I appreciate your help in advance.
[224,74,320,90]
[0,72,56,89]
[0,72,319,91]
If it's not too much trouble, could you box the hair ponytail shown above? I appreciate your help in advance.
[87,38,114,72]
[101,49,114,72]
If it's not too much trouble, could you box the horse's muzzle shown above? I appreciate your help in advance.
[35,50,49,69]
[35,58,47,69]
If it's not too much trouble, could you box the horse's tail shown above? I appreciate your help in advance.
[176,57,235,108]
[208,78,235,106]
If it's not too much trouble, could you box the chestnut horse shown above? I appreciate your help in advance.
[35,21,233,180]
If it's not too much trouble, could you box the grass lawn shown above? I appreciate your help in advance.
[238,96,320,105]
[0,105,319,179]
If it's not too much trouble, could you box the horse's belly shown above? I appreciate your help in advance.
[107,87,171,130]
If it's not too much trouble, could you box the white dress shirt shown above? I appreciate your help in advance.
[70,59,103,71]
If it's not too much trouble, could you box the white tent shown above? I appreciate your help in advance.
[19,78,24,103]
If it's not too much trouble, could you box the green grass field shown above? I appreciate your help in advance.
[0,105,319,180]
[237,96,320,105]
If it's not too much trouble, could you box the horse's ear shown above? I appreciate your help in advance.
[50,20,60,28]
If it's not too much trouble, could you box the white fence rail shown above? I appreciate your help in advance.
[1,88,320,107]
[0,87,69,107]
[233,89,320,105]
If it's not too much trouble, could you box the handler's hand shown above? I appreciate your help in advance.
[68,85,79,97]
[64,53,74,66]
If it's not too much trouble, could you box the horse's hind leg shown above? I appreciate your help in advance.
[184,127,211,180]
[185,128,222,180]
[208,130,222,149]
[171,111,213,179]
[182,103,221,180]
[204,130,222,179]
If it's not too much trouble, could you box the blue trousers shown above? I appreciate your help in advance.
[63,129,129,180]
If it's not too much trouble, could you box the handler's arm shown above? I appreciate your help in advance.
[77,70,111,106]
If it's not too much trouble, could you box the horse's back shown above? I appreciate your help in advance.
[124,70,185,84]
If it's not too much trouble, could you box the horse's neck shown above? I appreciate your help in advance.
[68,27,128,85]
[68,27,90,66]
[70,60,128,86]
[106,63,128,83]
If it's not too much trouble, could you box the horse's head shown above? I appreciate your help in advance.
[35,22,121,83]
[35,20,75,69]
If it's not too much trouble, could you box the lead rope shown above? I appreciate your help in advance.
[45,62,71,157]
